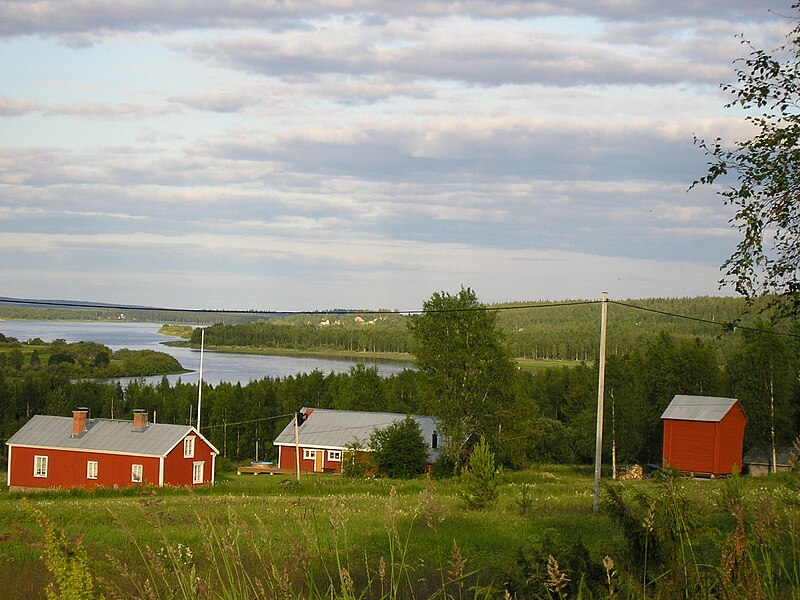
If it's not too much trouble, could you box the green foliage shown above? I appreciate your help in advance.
[193,311,411,354]
[25,502,103,600]
[462,436,499,510]
[727,323,798,450]
[409,287,517,462]
[370,416,429,478]
[693,4,800,316]
[341,441,370,479]
[0,337,183,379]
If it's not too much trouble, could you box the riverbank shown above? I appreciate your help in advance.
[164,340,416,363]
[165,341,580,372]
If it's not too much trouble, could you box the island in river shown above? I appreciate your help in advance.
[0,333,187,378]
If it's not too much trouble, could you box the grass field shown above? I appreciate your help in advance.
[0,466,798,599]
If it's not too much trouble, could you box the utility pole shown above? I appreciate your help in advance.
[196,328,205,431]
[593,291,609,512]
[294,411,301,482]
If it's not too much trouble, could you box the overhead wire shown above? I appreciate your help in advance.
[1,295,797,339]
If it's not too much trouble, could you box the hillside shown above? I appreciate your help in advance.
[190,296,767,361]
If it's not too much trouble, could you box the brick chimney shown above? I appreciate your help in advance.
[72,408,89,437]
[132,409,149,432]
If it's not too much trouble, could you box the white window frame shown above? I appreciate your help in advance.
[327,450,342,462]
[193,461,204,484]
[131,464,143,483]
[183,436,196,458]
[87,460,98,480]
[303,448,316,460]
[34,455,48,478]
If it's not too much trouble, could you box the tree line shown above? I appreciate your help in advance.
[1,314,797,473]
[189,296,773,362]
[0,334,185,379]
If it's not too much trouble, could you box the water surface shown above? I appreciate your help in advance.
[0,320,410,385]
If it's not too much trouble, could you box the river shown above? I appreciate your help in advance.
[0,320,411,386]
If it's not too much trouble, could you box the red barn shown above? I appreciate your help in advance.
[661,395,748,476]
[6,409,219,492]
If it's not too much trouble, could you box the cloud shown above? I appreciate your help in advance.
[0,1,787,309]
[0,96,39,116]
[187,25,731,87]
[168,91,252,113]
[0,1,787,39]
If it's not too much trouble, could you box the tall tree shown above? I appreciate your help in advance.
[726,325,798,459]
[408,287,517,463]
[693,5,800,315]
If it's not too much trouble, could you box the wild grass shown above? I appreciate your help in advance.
[0,465,798,599]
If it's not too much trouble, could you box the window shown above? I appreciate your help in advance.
[303,449,316,460]
[193,461,204,484]
[87,461,98,480]
[183,436,195,458]
[327,450,342,462]
[34,455,48,478]
[131,464,143,483]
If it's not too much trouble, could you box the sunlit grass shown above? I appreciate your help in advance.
[1,466,798,598]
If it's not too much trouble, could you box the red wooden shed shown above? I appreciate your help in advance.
[6,409,219,492]
[661,395,748,476]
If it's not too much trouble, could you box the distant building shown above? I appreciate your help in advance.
[661,395,748,476]
[273,408,441,474]
[6,409,218,491]
[743,446,798,477]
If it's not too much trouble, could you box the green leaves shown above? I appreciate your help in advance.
[369,416,429,478]
[693,5,800,317]
[408,287,517,463]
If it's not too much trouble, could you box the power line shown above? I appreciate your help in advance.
[201,412,295,431]
[611,300,800,340]
[0,295,597,316]
[2,294,797,339]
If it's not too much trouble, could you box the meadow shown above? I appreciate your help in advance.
[1,465,799,599]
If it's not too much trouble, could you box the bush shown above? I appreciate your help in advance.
[462,436,499,510]
[370,416,429,478]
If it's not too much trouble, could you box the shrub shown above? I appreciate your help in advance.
[370,416,429,478]
[462,436,499,510]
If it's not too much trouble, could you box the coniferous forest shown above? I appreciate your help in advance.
[1,294,798,471]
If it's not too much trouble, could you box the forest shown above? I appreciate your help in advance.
[1,295,798,473]
[187,296,772,362]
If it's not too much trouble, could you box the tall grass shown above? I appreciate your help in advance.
[6,464,800,599]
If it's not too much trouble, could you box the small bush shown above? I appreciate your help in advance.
[462,436,499,510]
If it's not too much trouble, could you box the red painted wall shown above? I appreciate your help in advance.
[10,446,159,490]
[278,446,343,473]
[662,403,747,475]
[163,434,217,485]
[9,433,217,490]
[715,403,747,474]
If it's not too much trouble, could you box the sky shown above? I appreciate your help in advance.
[0,1,794,312]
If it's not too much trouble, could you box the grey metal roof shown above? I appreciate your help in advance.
[273,408,442,461]
[743,446,798,466]
[6,415,211,457]
[660,395,740,422]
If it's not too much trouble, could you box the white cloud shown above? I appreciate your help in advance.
[0,1,788,309]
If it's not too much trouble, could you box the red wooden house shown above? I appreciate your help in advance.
[6,409,219,491]
[661,395,748,476]
[273,408,441,474]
